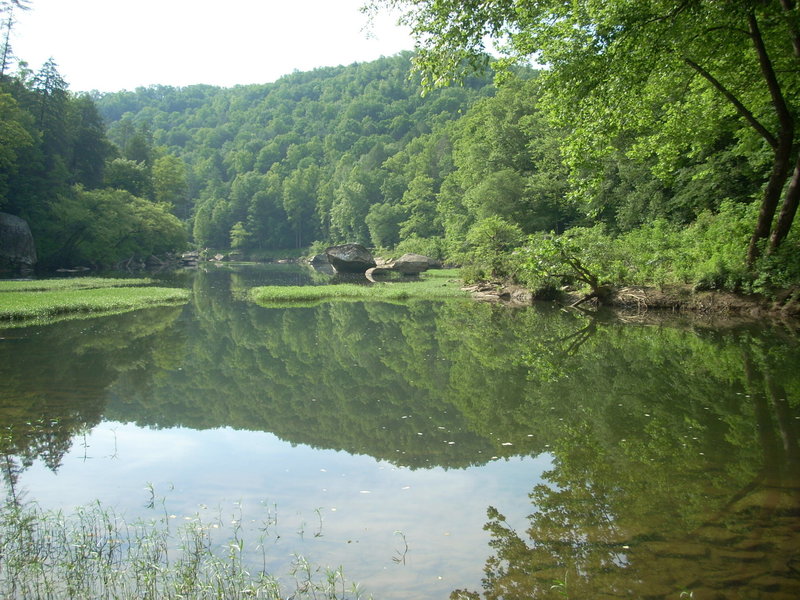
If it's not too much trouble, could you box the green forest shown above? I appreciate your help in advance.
[2,0,799,297]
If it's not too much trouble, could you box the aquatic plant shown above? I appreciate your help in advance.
[0,499,367,599]
[0,278,189,326]
[249,269,467,306]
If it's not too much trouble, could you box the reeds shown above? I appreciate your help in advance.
[0,499,366,599]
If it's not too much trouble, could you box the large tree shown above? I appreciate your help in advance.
[368,0,800,263]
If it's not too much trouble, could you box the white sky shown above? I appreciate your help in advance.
[9,0,415,92]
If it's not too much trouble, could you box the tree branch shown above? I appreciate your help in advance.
[748,11,794,138]
[683,57,778,148]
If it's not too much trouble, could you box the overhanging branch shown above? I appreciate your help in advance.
[683,57,778,148]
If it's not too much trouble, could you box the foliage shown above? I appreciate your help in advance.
[508,200,800,295]
[367,0,799,280]
[516,226,618,296]
[392,234,446,261]
[457,216,524,281]
[95,54,495,254]
[36,187,188,268]
[0,53,188,269]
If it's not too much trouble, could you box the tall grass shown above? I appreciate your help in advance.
[0,278,189,326]
[0,499,367,600]
[249,269,466,306]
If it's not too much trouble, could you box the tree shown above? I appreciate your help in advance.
[0,0,28,81]
[0,10,13,81]
[103,157,152,198]
[282,164,320,248]
[368,0,800,263]
[43,187,187,267]
[68,95,113,188]
[0,91,33,207]
[152,154,189,216]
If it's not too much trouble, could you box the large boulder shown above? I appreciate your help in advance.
[391,253,435,275]
[0,212,37,273]
[325,243,376,273]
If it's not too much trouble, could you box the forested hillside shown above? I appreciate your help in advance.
[95,53,497,252]
[95,45,794,296]
[4,0,798,297]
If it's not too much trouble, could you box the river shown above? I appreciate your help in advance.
[1,263,798,599]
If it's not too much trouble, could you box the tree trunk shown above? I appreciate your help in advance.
[748,138,794,263]
[746,11,795,264]
[769,153,800,252]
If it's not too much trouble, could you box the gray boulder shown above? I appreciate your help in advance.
[325,243,376,273]
[391,253,434,275]
[0,212,37,273]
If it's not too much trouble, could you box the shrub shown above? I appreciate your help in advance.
[461,216,524,279]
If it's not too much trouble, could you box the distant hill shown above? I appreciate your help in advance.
[95,53,496,251]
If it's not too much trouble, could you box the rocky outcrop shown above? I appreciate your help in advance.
[0,212,37,273]
[325,243,376,273]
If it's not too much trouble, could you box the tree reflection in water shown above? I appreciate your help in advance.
[0,266,798,599]
[452,313,800,600]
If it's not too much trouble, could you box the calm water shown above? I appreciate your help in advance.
[1,264,799,599]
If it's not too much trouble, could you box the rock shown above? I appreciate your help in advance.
[365,266,395,282]
[391,253,433,275]
[309,253,329,265]
[325,243,376,273]
[180,251,199,267]
[0,213,37,273]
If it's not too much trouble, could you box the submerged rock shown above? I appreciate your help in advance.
[325,243,376,273]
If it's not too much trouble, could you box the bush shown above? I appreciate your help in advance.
[514,225,620,295]
[461,216,524,279]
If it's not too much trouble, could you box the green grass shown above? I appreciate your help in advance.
[0,278,189,326]
[249,269,467,306]
[0,277,155,292]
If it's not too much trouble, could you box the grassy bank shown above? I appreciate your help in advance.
[249,269,467,306]
[0,278,189,326]
[0,499,365,599]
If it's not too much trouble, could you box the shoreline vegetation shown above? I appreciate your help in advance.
[0,278,189,327]
[0,498,365,600]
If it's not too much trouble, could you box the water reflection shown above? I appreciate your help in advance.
[0,265,798,598]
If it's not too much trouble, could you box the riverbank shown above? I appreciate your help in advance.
[463,281,800,321]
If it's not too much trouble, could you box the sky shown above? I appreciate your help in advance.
[9,0,416,92]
